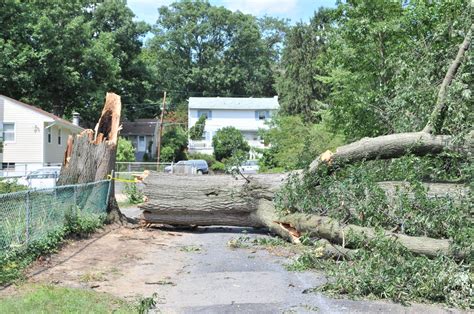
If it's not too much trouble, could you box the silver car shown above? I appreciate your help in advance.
[164,160,209,174]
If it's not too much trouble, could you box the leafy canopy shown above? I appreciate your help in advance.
[147,1,283,106]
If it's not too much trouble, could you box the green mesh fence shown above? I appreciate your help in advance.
[0,180,110,252]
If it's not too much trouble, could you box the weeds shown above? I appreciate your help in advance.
[137,293,158,314]
[227,235,288,249]
[0,209,105,285]
[180,245,202,253]
[124,183,144,205]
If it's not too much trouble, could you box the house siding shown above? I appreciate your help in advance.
[188,107,277,156]
[43,124,75,164]
[189,109,270,133]
[1,98,49,163]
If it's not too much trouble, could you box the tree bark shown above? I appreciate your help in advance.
[308,132,473,174]
[278,214,463,259]
[57,92,126,224]
[139,173,467,259]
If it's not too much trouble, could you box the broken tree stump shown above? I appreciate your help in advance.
[57,92,125,223]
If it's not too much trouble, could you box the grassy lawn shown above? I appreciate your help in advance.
[0,284,136,313]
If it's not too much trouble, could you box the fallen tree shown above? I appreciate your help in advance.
[139,173,468,259]
[57,92,126,223]
[139,25,472,260]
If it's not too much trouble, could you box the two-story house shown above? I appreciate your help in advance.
[188,97,279,156]
[0,95,83,176]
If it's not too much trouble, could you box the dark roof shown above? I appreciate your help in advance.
[121,119,157,136]
[0,94,83,131]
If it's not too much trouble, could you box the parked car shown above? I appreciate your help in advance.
[231,160,259,174]
[238,160,259,174]
[17,167,61,189]
[164,160,209,174]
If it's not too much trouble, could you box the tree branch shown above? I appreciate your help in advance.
[423,24,472,134]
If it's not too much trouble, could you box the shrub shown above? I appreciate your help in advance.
[210,161,225,172]
[159,146,175,162]
[212,127,250,161]
[116,137,135,162]
[161,126,188,161]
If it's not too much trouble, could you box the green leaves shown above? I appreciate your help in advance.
[189,115,206,140]
[212,126,250,162]
[116,138,136,162]
[259,114,344,170]
[147,1,281,106]
[0,1,153,125]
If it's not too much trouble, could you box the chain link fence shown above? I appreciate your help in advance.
[0,180,111,252]
[115,162,171,173]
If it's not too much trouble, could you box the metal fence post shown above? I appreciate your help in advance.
[25,191,31,243]
[106,170,114,207]
[73,185,77,208]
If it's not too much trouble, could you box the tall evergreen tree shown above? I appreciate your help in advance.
[276,8,333,122]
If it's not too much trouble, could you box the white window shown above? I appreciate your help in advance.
[198,110,212,120]
[3,123,15,142]
[47,128,52,143]
[58,128,61,145]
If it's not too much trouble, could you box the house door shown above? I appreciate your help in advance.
[138,136,146,152]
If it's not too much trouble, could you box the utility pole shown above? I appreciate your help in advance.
[156,91,167,168]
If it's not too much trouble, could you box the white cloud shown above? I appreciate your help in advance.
[223,0,298,15]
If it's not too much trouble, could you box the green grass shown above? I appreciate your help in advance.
[0,284,136,313]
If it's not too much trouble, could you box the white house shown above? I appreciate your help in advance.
[0,95,83,176]
[188,97,279,156]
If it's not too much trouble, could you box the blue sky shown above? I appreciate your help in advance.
[127,0,337,26]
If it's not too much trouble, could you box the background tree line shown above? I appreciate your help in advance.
[1,0,471,166]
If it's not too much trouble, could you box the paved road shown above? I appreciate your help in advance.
[117,206,452,313]
[146,227,453,314]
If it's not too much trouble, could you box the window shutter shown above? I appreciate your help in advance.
[208,110,212,120]
[265,111,270,119]
[255,111,259,120]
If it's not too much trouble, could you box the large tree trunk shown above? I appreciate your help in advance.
[139,173,467,259]
[308,131,473,174]
[57,92,125,223]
